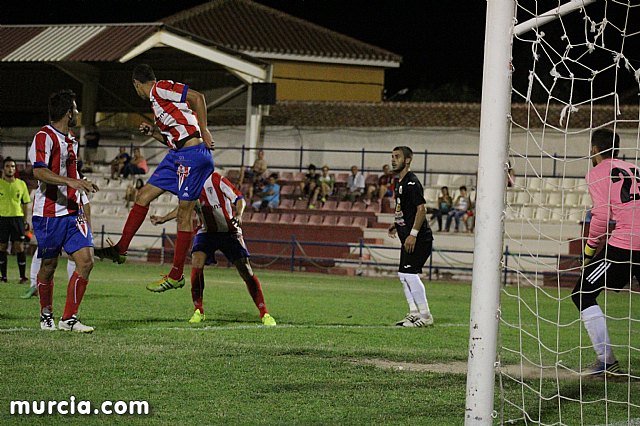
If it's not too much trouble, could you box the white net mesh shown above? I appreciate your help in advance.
[501,1,640,424]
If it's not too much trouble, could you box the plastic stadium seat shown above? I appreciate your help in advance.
[278,171,294,183]
[535,207,550,221]
[528,177,543,191]
[352,202,367,212]
[293,199,307,209]
[543,177,560,191]
[579,193,592,207]
[520,206,535,219]
[547,192,563,206]
[279,199,294,209]
[353,217,368,229]
[337,216,353,226]
[242,212,253,223]
[515,191,529,205]
[567,208,585,222]
[323,215,338,226]
[321,200,338,211]
[103,192,118,202]
[560,178,577,191]
[435,174,450,187]
[250,212,267,223]
[337,201,352,211]
[450,174,467,187]
[264,213,280,223]
[280,185,295,198]
[549,208,565,222]
[514,176,527,189]
[423,188,439,204]
[279,213,294,223]
[530,191,545,205]
[293,214,309,224]
[564,192,581,207]
[366,200,382,213]
[292,172,306,183]
[308,215,323,225]
[334,173,349,185]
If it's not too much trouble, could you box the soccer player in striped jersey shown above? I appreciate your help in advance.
[572,128,640,377]
[150,171,276,326]
[95,64,214,293]
[28,89,99,333]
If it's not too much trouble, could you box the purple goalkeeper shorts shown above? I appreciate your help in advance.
[192,232,250,265]
[147,144,214,201]
[32,215,93,259]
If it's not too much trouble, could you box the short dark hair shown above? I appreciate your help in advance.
[3,156,15,166]
[308,164,316,170]
[393,146,413,159]
[132,64,156,84]
[460,185,467,191]
[48,89,76,122]
[591,128,619,158]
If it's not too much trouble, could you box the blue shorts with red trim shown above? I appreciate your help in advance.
[33,215,93,259]
[192,232,250,265]
[147,144,214,201]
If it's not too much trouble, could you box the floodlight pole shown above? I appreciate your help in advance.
[464,0,515,424]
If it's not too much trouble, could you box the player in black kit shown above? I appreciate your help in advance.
[388,146,434,327]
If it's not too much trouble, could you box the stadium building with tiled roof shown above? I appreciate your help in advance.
[162,0,401,103]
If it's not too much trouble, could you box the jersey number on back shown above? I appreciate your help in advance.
[611,167,640,203]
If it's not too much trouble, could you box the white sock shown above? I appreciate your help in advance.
[67,258,75,281]
[29,249,40,289]
[399,272,430,317]
[581,305,615,364]
[398,273,418,314]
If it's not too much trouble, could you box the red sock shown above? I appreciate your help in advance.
[62,272,89,320]
[191,267,205,312]
[37,277,54,315]
[116,204,149,254]
[244,275,268,317]
[169,231,193,280]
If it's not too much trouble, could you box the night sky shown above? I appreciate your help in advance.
[1,0,488,101]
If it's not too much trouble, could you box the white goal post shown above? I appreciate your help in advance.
[464,0,627,424]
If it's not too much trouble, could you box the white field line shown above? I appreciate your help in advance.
[0,323,468,333]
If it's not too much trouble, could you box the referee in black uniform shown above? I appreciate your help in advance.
[388,146,434,327]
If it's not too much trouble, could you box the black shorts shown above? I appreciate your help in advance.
[573,244,640,306]
[399,238,432,274]
[0,217,26,244]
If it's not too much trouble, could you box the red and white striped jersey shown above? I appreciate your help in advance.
[150,80,201,150]
[196,172,244,234]
[28,125,81,217]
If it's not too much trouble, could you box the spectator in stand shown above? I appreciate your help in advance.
[110,146,130,179]
[252,173,280,212]
[463,191,475,233]
[125,178,145,209]
[365,164,394,206]
[445,186,470,232]
[244,150,268,202]
[299,164,320,206]
[311,165,335,206]
[430,186,452,232]
[122,147,148,179]
[84,125,100,166]
[344,165,365,202]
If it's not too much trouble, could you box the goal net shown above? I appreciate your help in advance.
[496,0,640,424]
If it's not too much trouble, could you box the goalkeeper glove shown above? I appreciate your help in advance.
[582,244,597,266]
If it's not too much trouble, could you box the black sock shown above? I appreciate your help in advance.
[0,251,7,278]
[17,252,27,279]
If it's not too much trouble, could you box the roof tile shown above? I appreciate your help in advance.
[163,0,401,64]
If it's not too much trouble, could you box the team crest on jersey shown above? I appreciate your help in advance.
[76,215,89,238]
[177,165,191,190]
[398,186,403,194]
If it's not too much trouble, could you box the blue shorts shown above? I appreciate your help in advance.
[33,215,93,259]
[147,144,214,201]
[192,232,250,265]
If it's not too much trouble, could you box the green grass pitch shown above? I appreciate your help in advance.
[0,260,638,424]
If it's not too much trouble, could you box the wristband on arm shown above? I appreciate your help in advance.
[583,244,597,266]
